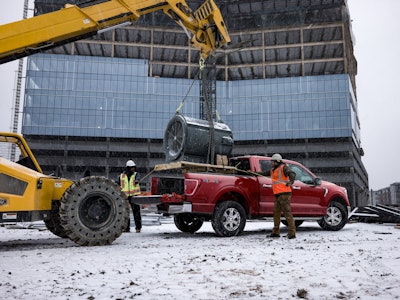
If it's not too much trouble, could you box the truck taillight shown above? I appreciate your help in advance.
[185,179,199,195]
[151,177,159,195]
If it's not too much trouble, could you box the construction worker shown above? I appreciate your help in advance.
[269,153,297,239]
[117,160,142,233]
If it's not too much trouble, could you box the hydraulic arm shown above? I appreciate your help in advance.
[0,0,230,64]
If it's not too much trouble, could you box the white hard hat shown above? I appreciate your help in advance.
[271,153,283,162]
[126,160,136,167]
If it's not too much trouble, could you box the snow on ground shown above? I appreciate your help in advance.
[1,219,400,300]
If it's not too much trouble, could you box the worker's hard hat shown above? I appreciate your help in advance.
[126,160,136,167]
[271,153,283,162]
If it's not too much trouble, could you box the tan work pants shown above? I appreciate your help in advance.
[272,193,296,235]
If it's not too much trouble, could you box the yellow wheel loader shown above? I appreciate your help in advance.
[0,132,129,246]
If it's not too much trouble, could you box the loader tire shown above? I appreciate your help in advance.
[44,200,68,238]
[59,176,129,246]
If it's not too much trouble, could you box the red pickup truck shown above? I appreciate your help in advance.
[137,155,350,237]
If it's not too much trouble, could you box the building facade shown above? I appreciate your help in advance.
[370,183,400,206]
[22,0,369,207]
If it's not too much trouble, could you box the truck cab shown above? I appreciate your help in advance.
[231,156,349,218]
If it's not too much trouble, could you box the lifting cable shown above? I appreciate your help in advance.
[175,58,205,114]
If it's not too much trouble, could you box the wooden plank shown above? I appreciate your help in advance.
[153,161,238,174]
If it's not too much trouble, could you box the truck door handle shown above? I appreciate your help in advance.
[292,186,301,190]
[263,184,272,188]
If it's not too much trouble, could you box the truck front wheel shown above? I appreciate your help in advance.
[211,201,246,237]
[174,213,203,233]
[317,201,348,231]
[59,176,129,246]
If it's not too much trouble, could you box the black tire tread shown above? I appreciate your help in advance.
[44,200,68,238]
[174,213,203,233]
[59,176,129,246]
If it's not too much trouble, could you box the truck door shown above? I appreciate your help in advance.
[287,163,326,215]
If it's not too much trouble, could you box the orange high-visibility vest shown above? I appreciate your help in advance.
[120,172,140,196]
[270,164,292,195]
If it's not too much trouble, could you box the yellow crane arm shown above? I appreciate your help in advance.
[0,0,230,64]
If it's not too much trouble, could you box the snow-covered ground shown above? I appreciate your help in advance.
[1,219,399,300]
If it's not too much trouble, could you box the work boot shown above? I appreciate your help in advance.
[135,229,141,233]
[269,233,280,238]
[286,233,296,239]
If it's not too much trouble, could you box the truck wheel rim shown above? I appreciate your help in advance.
[222,207,241,231]
[325,206,342,226]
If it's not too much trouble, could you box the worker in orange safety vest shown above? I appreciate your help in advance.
[269,153,297,239]
[117,160,142,233]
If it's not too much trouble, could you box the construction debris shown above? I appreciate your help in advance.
[349,204,400,224]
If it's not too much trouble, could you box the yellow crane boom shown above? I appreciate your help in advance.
[0,0,230,64]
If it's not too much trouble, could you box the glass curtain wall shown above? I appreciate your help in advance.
[23,54,360,145]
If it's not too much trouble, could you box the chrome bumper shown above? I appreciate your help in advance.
[167,202,193,214]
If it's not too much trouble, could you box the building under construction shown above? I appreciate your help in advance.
[21,0,369,207]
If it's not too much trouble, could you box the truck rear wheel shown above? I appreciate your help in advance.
[317,201,348,231]
[174,213,204,233]
[211,201,246,237]
[59,176,129,246]
[281,220,304,228]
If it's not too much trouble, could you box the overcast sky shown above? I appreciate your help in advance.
[0,0,399,191]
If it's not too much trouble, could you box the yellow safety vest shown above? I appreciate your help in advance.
[120,172,141,196]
